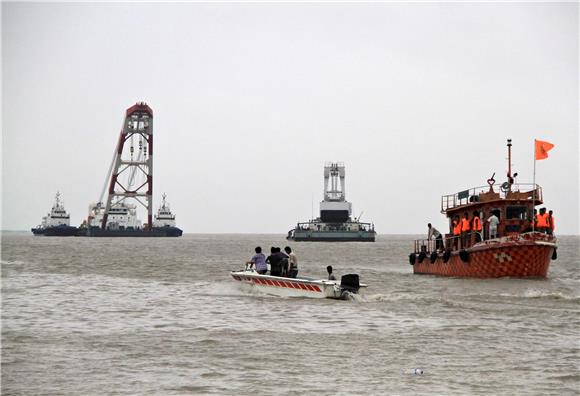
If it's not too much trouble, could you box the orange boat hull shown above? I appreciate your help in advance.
[413,234,556,278]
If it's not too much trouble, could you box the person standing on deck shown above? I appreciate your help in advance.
[547,210,555,235]
[472,211,482,242]
[427,223,443,251]
[461,212,471,248]
[536,207,549,233]
[284,246,298,278]
[487,212,499,239]
[452,216,461,250]
[246,246,268,275]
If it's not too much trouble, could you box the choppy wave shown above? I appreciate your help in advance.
[2,233,579,396]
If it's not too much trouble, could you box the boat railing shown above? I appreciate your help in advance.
[413,231,484,254]
[441,183,542,212]
[295,221,375,232]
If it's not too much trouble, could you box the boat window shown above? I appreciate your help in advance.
[506,205,527,220]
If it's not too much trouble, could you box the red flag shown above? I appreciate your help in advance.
[535,139,554,160]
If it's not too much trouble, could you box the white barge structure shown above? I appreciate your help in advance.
[287,162,376,242]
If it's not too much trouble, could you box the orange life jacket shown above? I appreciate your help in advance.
[453,220,461,235]
[461,218,471,232]
[536,213,549,228]
[472,216,482,231]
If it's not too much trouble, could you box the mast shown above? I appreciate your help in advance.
[507,138,513,192]
[101,102,154,230]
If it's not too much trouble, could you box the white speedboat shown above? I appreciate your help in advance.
[230,268,366,299]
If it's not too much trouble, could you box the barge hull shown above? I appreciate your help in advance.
[82,226,183,237]
[289,231,375,242]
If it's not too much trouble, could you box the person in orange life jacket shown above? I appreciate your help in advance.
[533,209,538,229]
[536,207,549,233]
[472,211,482,242]
[452,215,461,250]
[461,212,471,248]
[547,210,555,235]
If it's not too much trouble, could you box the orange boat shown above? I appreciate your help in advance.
[410,139,557,278]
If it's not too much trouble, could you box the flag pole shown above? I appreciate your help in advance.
[532,139,536,232]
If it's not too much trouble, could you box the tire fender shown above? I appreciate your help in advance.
[430,252,438,263]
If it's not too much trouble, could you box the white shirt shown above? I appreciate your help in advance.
[488,215,499,229]
[288,252,298,269]
[428,227,441,239]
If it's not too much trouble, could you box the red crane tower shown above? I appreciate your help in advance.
[101,102,154,230]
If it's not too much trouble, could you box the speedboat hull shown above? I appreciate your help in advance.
[230,270,363,299]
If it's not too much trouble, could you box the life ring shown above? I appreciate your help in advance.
[430,252,438,263]
[443,250,451,263]
[418,252,426,263]
[551,249,557,260]
[409,253,416,265]
[459,249,469,263]
[500,182,510,192]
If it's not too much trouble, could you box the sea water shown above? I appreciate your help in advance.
[2,233,579,395]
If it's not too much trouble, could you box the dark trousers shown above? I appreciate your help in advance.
[288,269,298,278]
[461,232,470,248]
[270,264,282,277]
[435,235,443,250]
[257,269,267,275]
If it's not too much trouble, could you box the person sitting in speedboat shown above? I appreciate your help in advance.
[266,247,288,277]
[246,246,267,275]
[284,246,298,278]
[327,265,336,280]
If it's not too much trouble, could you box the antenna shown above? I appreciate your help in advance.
[507,138,513,192]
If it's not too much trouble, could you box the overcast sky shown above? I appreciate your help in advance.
[2,2,578,235]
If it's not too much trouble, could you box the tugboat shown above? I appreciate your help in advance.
[287,162,376,242]
[31,192,79,236]
[152,193,183,236]
[410,139,557,278]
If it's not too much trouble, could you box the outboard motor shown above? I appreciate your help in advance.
[340,274,360,294]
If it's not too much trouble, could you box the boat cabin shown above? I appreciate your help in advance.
[439,180,542,249]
